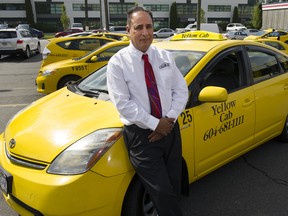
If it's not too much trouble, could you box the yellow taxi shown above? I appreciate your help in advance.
[41,36,117,67]
[36,40,129,94]
[1,31,288,216]
[244,29,288,44]
[254,38,288,55]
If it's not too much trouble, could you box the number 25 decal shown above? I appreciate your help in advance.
[180,110,192,125]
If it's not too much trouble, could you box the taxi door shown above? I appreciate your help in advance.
[247,47,288,144]
[179,50,256,181]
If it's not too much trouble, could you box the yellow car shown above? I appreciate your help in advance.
[244,29,288,44]
[36,40,129,94]
[41,36,117,67]
[254,38,288,55]
[1,31,288,216]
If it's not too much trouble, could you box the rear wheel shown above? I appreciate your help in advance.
[36,43,41,54]
[57,75,81,90]
[278,115,288,142]
[121,176,158,216]
[24,46,31,58]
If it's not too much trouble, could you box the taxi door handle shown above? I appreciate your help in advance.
[284,84,288,90]
[243,98,253,107]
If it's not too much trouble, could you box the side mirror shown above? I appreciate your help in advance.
[198,86,228,102]
[90,56,98,62]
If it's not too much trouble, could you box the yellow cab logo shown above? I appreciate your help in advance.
[171,30,227,41]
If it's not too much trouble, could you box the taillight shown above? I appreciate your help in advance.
[17,40,23,44]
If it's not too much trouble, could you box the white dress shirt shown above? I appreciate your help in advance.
[107,42,188,131]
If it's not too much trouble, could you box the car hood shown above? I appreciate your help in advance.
[3,88,122,163]
[42,58,78,70]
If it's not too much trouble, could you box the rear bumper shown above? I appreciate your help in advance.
[0,49,23,55]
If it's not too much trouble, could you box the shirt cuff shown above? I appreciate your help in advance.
[147,115,160,131]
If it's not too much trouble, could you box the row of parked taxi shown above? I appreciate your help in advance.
[1,29,288,216]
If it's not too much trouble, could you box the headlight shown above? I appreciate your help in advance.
[47,128,123,175]
[42,69,56,76]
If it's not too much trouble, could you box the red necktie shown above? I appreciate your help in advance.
[142,54,162,118]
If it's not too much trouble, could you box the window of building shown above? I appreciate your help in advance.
[208,5,231,12]
[35,2,62,15]
[238,4,254,16]
[73,4,100,11]
[176,4,197,16]
[109,3,135,15]
[143,4,169,12]
[0,3,25,10]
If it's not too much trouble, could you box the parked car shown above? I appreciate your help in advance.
[254,38,288,55]
[71,23,84,30]
[29,28,44,38]
[41,35,116,67]
[153,28,175,38]
[55,28,84,38]
[0,23,8,29]
[0,28,40,58]
[2,31,288,216]
[226,23,247,31]
[244,29,288,44]
[109,26,127,34]
[224,30,249,40]
[16,24,30,30]
[37,40,129,94]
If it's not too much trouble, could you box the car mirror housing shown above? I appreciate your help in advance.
[198,86,228,102]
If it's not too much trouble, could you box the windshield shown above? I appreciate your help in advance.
[71,50,204,98]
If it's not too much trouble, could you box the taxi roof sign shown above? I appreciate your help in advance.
[171,31,226,41]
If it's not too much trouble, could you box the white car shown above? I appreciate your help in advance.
[0,28,40,58]
[153,28,175,38]
[226,23,247,31]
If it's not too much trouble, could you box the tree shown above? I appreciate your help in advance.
[251,3,262,29]
[25,0,35,26]
[169,2,177,30]
[60,4,70,30]
[232,7,239,23]
[200,8,205,23]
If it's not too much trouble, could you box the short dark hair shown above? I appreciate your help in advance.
[127,6,153,27]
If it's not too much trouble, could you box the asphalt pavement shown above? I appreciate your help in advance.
[1,40,288,216]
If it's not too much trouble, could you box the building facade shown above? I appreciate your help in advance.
[262,0,288,30]
[0,0,260,32]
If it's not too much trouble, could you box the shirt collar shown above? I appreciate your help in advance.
[128,42,154,62]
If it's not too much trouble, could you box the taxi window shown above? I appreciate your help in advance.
[169,51,204,76]
[96,45,128,62]
[248,51,281,83]
[263,41,284,51]
[58,39,110,51]
[277,54,288,72]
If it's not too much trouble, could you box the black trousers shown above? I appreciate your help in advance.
[123,122,183,216]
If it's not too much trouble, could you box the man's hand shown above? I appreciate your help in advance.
[148,117,175,142]
[155,117,175,136]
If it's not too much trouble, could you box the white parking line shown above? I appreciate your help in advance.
[0,104,28,107]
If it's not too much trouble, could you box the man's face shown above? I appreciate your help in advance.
[127,11,154,53]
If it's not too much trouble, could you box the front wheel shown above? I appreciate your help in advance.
[57,75,81,90]
[121,176,158,216]
[278,115,288,142]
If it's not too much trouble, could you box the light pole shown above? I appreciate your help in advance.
[197,0,201,30]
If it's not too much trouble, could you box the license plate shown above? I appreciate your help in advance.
[0,165,12,195]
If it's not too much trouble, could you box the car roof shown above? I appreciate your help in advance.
[155,31,273,53]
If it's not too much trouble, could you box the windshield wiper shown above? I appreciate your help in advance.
[87,88,108,94]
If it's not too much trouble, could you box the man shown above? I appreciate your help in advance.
[107,6,188,216]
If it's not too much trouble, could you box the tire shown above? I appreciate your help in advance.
[24,46,31,58]
[278,115,288,142]
[121,176,158,216]
[57,75,81,90]
[36,43,41,54]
